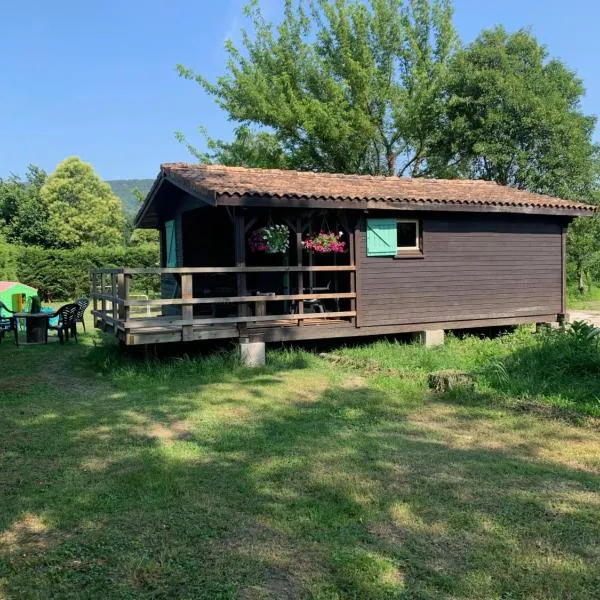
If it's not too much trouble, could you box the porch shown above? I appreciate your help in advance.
[91,265,358,346]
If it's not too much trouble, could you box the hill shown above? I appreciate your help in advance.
[108,179,154,214]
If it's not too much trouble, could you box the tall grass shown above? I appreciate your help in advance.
[337,326,600,417]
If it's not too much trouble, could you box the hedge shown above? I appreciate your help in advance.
[0,240,18,281]
[3,244,159,301]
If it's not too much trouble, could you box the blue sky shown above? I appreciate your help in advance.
[1,0,599,180]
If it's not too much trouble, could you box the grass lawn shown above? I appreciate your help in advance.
[1,320,599,599]
[568,285,600,311]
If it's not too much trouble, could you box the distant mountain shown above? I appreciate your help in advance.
[108,179,154,214]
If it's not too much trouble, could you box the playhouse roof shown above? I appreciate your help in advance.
[136,163,595,228]
[0,281,20,292]
[0,281,37,293]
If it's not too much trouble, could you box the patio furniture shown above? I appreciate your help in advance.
[48,303,79,344]
[13,312,51,344]
[75,297,89,333]
[0,301,19,346]
[289,281,331,315]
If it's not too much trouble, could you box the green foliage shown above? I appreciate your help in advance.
[567,319,600,345]
[178,0,458,175]
[12,243,159,300]
[176,125,289,169]
[107,179,154,214]
[40,157,125,248]
[339,327,600,416]
[0,236,18,280]
[0,165,51,247]
[129,228,160,246]
[567,211,600,294]
[436,27,600,199]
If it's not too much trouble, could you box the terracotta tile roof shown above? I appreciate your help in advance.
[134,163,594,226]
[160,163,594,212]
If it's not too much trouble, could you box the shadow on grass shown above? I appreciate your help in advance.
[1,339,599,600]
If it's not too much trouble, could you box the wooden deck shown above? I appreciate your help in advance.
[91,266,358,346]
[91,262,561,347]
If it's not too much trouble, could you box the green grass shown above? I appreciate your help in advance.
[1,322,599,599]
[567,284,600,310]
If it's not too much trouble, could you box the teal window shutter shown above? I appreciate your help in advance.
[366,219,397,256]
[165,219,177,267]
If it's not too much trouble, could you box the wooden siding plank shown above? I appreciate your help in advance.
[356,214,565,328]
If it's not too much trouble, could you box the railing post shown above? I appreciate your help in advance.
[100,273,107,325]
[118,272,131,327]
[92,271,98,327]
[181,273,193,342]
[234,211,249,327]
[111,273,118,333]
[349,224,357,327]
[296,217,304,326]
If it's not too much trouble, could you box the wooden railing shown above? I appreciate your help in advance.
[91,266,357,338]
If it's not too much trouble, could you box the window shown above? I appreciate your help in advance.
[396,219,420,252]
[366,218,423,257]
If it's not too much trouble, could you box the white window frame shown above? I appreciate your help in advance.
[396,219,421,253]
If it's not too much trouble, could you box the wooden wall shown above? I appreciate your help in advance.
[356,213,567,328]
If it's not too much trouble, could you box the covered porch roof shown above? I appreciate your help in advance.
[135,163,595,228]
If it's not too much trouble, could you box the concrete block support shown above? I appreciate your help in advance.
[419,329,445,347]
[239,338,266,367]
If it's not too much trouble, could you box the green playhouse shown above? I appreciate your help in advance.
[0,281,38,312]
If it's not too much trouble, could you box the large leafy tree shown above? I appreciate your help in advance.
[178,0,458,175]
[434,27,600,293]
[0,165,51,247]
[40,157,125,248]
[435,27,599,200]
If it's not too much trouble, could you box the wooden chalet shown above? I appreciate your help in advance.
[92,164,594,354]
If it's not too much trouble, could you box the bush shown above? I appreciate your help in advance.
[0,238,18,280]
[8,243,159,300]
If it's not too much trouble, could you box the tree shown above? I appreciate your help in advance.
[567,214,600,294]
[7,165,52,247]
[176,125,289,169]
[177,0,458,175]
[40,157,125,248]
[434,27,599,200]
[0,165,51,247]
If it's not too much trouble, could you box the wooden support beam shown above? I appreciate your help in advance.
[100,273,107,322]
[117,273,126,321]
[349,220,357,327]
[111,273,118,333]
[181,273,194,341]
[234,210,249,323]
[92,272,98,318]
[354,218,362,327]
[296,216,304,326]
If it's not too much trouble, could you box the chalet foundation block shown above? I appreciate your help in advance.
[239,338,266,367]
[419,329,445,347]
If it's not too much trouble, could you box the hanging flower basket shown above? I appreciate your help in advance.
[249,225,290,254]
[302,231,346,253]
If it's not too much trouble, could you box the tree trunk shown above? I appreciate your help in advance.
[578,261,586,295]
[386,154,395,176]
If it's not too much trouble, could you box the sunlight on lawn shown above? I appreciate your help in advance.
[0,328,599,599]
